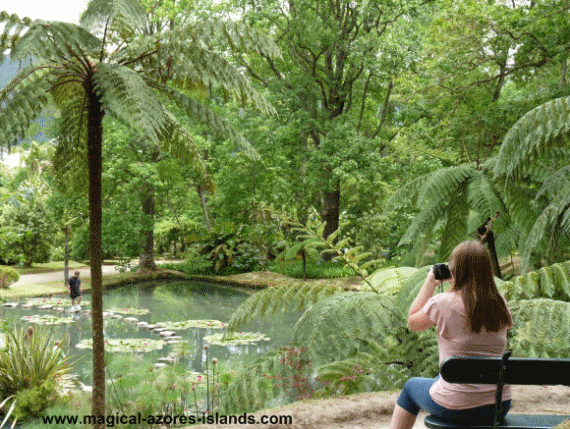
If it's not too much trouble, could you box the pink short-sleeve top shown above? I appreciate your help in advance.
[422,291,513,410]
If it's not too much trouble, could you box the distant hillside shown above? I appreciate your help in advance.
[1,54,53,143]
[0,55,21,90]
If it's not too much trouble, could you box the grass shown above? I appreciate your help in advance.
[11,261,88,276]
[0,268,187,300]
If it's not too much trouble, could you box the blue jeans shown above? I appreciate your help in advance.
[396,377,511,424]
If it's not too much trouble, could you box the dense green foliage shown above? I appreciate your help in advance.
[2,0,570,422]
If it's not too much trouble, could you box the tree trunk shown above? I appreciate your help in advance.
[139,180,157,270]
[197,183,212,232]
[64,226,69,286]
[87,84,105,428]
[321,182,340,261]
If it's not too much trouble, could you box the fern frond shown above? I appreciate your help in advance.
[154,24,276,116]
[498,261,570,300]
[519,186,570,272]
[383,174,428,214]
[494,96,570,182]
[11,21,99,63]
[292,292,404,365]
[416,164,473,207]
[80,0,147,34]
[147,80,261,160]
[438,180,469,261]
[313,344,408,397]
[225,282,344,333]
[0,11,33,52]
[364,267,418,296]
[219,349,284,414]
[94,62,167,142]
[509,298,570,358]
[395,266,431,315]
[0,72,54,146]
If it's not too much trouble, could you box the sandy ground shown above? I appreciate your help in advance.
[190,385,570,429]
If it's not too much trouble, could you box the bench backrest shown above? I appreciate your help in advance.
[440,356,570,386]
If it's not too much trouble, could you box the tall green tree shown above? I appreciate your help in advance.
[0,0,276,423]
[229,0,433,253]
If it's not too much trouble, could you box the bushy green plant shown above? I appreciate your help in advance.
[0,266,19,289]
[268,260,355,279]
[162,248,214,275]
[13,381,57,421]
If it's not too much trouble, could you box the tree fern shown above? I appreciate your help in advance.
[494,95,570,182]
[385,162,515,263]
[509,298,570,358]
[225,281,345,333]
[498,261,570,300]
[364,267,419,296]
[291,292,404,365]
[313,339,410,397]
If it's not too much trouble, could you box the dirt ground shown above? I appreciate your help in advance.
[191,385,570,429]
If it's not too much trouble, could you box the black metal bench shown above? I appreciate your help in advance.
[424,352,570,429]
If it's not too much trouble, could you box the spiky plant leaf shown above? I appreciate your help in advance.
[292,292,403,365]
[509,298,570,358]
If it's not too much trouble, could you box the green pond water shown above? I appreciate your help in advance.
[1,280,300,385]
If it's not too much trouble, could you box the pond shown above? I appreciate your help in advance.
[0,280,299,387]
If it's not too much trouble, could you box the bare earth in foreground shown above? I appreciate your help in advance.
[191,385,570,429]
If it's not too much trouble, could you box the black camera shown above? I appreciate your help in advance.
[432,263,451,281]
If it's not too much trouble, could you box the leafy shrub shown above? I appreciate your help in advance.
[161,248,214,275]
[268,260,355,279]
[0,266,19,288]
[49,246,65,262]
[13,381,57,421]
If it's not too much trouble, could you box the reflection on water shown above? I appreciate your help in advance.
[1,280,300,382]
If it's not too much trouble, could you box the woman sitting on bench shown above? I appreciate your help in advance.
[389,240,513,429]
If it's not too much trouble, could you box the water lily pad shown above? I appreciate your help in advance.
[22,314,75,325]
[107,307,150,315]
[204,332,270,345]
[26,297,90,307]
[157,320,226,330]
[76,338,164,353]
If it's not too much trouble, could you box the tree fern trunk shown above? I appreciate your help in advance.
[139,180,157,270]
[87,83,105,428]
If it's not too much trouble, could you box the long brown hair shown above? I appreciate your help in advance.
[448,241,512,333]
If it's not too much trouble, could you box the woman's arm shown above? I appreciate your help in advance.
[407,268,439,332]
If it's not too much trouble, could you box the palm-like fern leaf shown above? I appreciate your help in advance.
[94,62,167,141]
[0,72,54,145]
[148,79,262,160]
[292,292,404,365]
[494,95,570,182]
[190,19,280,59]
[0,11,33,53]
[225,282,344,333]
[80,0,147,33]
[498,261,570,300]
[509,298,570,358]
[313,340,409,397]
[364,267,419,296]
